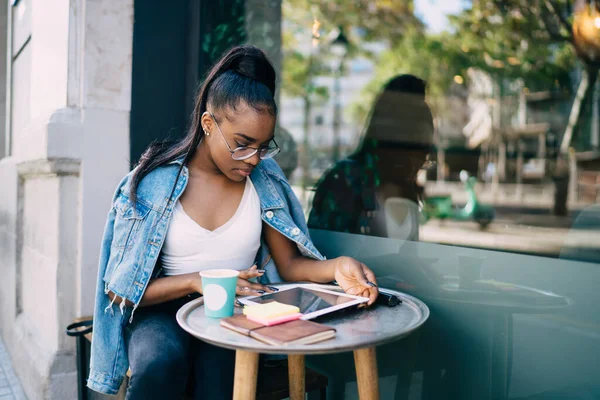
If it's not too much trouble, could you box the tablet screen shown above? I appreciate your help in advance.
[249,287,355,314]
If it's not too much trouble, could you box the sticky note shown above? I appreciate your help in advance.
[246,312,303,326]
[243,301,300,319]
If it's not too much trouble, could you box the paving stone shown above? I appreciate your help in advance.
[0,340,25,400]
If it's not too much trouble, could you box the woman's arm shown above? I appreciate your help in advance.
[108,273,200,308]
[138,273,201,307]
[108,266,271,308]
[263,222,378,305]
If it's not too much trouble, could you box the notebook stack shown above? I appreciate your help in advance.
[220,301,336,346]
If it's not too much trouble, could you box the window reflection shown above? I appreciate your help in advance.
[279,1,600,397]
[279,1,600,264]
[308,75,434,239]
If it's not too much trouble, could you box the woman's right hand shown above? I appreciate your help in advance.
[190,265,276,296]
[236,265,276,295]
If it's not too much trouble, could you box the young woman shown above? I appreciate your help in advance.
[87,45,378,399]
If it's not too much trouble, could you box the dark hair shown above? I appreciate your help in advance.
[384,74,427,97]
[129,45,277,204]
[353,74,434,157]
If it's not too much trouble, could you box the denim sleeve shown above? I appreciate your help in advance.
[87,175,134,395]
[88,207,129,395]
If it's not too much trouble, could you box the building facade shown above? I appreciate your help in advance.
[0,1,281,398]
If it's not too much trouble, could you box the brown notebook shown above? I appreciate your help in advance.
[220,316,336,346]
[250,319,336,346]
[220,314,265,336]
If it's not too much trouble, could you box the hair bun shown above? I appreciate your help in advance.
[221,45,276,95]
[384,74,426,99]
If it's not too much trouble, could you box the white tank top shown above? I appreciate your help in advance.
[160,178,262,276]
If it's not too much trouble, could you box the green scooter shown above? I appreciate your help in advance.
[422,171,495,229]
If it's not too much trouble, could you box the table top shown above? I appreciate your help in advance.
[176,284,429,355]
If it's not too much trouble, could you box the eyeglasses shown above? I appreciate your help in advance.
[209,112,281,161]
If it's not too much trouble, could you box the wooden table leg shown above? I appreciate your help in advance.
[288,354,306,400]
[234,350,259,400]
[354,347,380,400]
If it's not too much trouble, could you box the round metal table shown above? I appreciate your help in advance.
[177,283,429,400]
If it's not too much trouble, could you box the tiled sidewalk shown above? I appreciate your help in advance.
[0,339,26,400]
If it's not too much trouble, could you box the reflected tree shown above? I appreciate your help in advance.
[200,0,246,68]
[282,0,424,189]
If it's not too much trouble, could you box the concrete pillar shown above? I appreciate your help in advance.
[0,1,133,399]
[74,0,133,319]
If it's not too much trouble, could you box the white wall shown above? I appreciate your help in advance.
[70,0,134,318]
[0,159,17,338]
[0,0,133,399]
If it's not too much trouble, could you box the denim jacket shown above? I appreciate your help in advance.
[87,157,324,395]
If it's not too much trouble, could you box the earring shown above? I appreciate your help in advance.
[204,129,210,136]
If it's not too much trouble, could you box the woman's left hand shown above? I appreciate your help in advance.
[333,256,378,306]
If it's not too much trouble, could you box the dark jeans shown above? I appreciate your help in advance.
[124,296,235,400]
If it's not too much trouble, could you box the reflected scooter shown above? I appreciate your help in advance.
[422,170,495,229]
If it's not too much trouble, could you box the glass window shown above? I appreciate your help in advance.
[280,0,600,263]
[277,1,600,398]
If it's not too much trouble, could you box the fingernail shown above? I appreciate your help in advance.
[367,281,378,288]
[257,269,266,274]
[267,286,279,292]
[257,290,266,294]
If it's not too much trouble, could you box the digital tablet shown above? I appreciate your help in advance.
[237,285,369,320]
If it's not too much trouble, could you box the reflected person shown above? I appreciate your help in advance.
[306,74,435,399]
[308,74,435,239]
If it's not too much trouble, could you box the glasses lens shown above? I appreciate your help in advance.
[232,147,258,161]
[259,147,281,160]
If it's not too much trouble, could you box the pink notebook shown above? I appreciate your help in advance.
[246,312,303,326]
